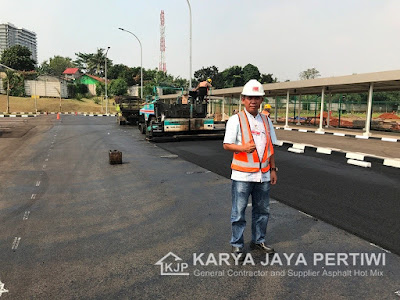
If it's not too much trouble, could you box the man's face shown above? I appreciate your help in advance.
[242,96,263,116]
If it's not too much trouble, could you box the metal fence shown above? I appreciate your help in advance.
[208,96,400,132]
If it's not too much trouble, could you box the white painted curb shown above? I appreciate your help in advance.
[347,159,371,168]
[316,147,332,155]
[288,147,304,154]
[356,135,369,139]
[292,143,306,150]
[346,152,365,161]
[381,137,398,142]
[383,159,400,169]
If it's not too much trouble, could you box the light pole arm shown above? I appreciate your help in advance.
[118,28,143,99]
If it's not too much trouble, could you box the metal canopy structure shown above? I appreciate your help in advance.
[157,69,400,137]
[212,69,400,97]
[158,69,400,100]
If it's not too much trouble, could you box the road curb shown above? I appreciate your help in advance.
[276,140,398,169]
[275,126,399,143]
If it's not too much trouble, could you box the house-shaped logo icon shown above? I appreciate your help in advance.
[155,252,190,276]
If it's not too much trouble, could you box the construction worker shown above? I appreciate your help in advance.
[223,79,277,258]
[194,78,212,102]
[262,103,271,117]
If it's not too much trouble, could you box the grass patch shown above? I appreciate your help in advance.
[0,95,117,113]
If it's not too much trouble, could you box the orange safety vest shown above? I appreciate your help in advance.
[261,110,270,117]
[231,111,274,173]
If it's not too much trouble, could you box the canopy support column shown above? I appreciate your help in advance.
[316,87,325,133]
[363,83,374,136]
[284,90,290,128]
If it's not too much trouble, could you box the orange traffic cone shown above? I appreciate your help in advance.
[57,112,60,120]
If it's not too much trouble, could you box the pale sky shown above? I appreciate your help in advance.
[1,0,400,82]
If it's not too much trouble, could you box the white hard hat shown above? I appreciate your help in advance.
[241,79,265,96]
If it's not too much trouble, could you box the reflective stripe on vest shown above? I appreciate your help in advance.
[231,111,274,173]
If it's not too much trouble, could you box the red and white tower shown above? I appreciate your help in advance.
[159,10,166,73]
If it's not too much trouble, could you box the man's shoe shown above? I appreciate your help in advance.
[231,246,245,262]
[250,242,275,254]
[231,246,243,254]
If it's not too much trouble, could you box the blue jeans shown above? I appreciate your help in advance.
[230,180,271,248]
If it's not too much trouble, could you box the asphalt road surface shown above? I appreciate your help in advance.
[0,115,399,300]
[157,140,400,256]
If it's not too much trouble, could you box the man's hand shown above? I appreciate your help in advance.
[241,141,256,153]
[270,170,277,185]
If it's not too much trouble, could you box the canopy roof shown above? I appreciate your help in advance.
[159,69,400,99]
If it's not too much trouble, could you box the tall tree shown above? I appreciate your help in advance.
[220,66,244,88]
[299,68,320,80]
[194,65,219,83]
[242,64,260,83]
[49,55,75,76]
[74,49,112,76]
[0,45,35,71]
[260,73,277,84]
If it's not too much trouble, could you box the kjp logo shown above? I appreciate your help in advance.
[155,252,190,276]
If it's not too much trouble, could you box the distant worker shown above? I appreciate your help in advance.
[262,104,271,117]
[194,78,212,102]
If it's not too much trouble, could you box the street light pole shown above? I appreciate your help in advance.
[118,28,143,99]
[186,0,192,90]
[105,46,110,115]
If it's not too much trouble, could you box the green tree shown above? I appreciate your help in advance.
[260,73,276,84]
[242,64,260,83]
[0,45,35,71]
[220,66,244,88]
[74,49,112,76]
[110,78,128,96]
[96,81,105,96]
[37,61,52,75]
[49,55,75,76]
[3,70,25,96]
[299,68,320,80]
[194,65,219,84]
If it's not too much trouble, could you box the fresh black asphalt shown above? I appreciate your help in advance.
[156,140,400,255]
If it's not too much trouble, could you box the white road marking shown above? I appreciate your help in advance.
[369,243,391,253]
[12,237,21,250]
[31,194,36,199]
[23,211,30,220]
[45,158,48,161]
[160,155,178,158]
[333,133,345,137]
[0,280,9,296]
[247,203,252,207]
[299,211,316,219]
[42,165,46,169]
[36,181,41,187]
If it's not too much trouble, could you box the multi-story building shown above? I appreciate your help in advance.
[0,22,37,63]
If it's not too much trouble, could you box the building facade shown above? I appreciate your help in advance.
[0,22,37,63]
